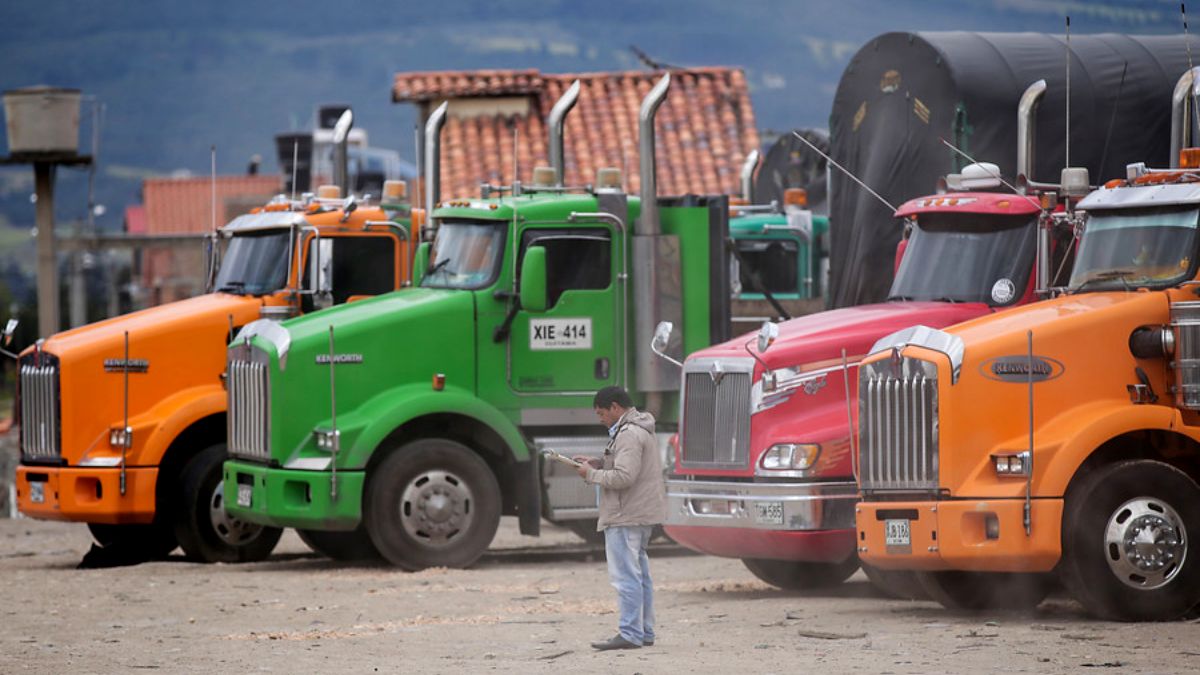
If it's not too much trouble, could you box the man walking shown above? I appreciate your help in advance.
[575,386,667,650]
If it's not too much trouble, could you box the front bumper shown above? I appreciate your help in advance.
[663,478,857,561]
[857,498,1064,573]
[222,459,363,531]
[15,464,158,524]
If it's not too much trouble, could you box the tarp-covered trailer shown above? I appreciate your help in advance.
[828,32,1200,308]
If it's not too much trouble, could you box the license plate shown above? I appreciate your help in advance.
[29,481,44,504]
[754,500,784,525]
[885,519,911,548]
[236,484,253,508]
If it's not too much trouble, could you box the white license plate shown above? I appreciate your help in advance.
[29,481,44,504]
[236,484,253,508]
[885,519,911,547]
[754,500,784,525]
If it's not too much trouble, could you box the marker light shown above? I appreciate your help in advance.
[432,373,446,391]
[760,443,821,471]
[783,188,808,208]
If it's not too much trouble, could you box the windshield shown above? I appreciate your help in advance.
[213,230,291,295]
[889,212,1037,306]
[735,239,799,294]
[421,221,507,290]
[1068,208,1199,291]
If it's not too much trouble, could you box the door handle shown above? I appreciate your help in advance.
[595,357,610,380]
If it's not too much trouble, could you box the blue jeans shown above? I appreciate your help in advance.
[604,525,655,645]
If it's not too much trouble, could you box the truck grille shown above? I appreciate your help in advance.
[19,356,61,461]
[227,347,270,461]
[680,358,754,467]
[859,356,938,492]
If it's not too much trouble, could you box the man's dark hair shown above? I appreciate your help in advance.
[593,385,633,410]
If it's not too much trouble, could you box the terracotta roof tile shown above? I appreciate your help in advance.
[397,67,758,201]
[142,175,283,234]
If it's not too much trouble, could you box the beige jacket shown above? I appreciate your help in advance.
[585,408,667,529]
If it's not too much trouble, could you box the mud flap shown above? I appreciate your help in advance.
[514,457,541,536]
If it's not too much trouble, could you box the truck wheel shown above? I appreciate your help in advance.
[742,556,860,590]
[297,527,381,561]
[87,522,177,561]
[365,438,501,571]
[861,562,929,600]
[916,571,1052,610]
[563,519,605,546]
[1059,460,1200,621]
[173,444,283,563]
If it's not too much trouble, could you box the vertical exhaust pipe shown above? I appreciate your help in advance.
[548,80,581,187]
[740,149,760,203]
[637,73,671,236]
[1171,67,1200,168]
[423,101,449,221]
[1016,79,1046,184]
[332,109,354,195]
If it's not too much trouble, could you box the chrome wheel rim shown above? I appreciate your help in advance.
[209,481,263,546]
[399,469,474,548]
[1104,496,1187,590]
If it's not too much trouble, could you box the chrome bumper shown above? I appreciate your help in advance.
[665,478,858,531]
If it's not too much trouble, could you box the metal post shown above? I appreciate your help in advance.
[34,162,59,336]
[1024,329,1034,536]
[328,325,338,500]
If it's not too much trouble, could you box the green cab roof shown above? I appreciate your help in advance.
[433,192,642,222]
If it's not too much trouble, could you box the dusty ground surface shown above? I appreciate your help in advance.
[1,518,1198,674]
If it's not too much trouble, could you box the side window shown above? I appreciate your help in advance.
[736,239,799,294]
[520,229,611,307]
[305,236,397,304]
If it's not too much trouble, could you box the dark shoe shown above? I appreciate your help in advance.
[591,635,641,650]
[644,638,655,647]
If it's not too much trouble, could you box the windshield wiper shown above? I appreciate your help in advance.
[423,257,452,280]
[887,295,915,302]
[216,281,246,294]
[1069,269,1138,293]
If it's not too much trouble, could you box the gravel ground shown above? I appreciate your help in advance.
[1,517,1199,674]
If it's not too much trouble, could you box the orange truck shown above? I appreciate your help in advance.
[13,181,415,563]
[855,68,1200,621]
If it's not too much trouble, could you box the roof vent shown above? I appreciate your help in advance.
[959,163,1002,191]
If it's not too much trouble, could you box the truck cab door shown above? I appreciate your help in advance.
[508,227,619,394]
[300,233,400,312]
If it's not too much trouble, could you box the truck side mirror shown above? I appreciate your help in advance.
[757,321,779,353]
[309,238,334,309]
[520,246,548,313]
[651,321,682,368]
[412,241,431,285]
[4,318,18,346]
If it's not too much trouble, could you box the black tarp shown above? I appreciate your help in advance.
[828,32,1200,308]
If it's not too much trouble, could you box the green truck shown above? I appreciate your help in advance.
[728,151,829,331]
[221,74,739,568]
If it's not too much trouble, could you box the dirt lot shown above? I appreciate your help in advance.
[1,518,1198,674]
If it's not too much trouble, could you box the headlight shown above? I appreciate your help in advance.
[109,426,133,449]
[313,428,340,452]
[991,452,1030,476]
[759,443,820,471]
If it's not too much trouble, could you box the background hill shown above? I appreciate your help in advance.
[0,0,1184,233]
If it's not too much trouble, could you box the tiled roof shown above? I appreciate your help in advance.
[393,67,759,199]
[142,175,282,234]
[123,204,147,234]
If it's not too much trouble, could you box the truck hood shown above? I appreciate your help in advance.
[24,292,266,464]
[696,301,991,368]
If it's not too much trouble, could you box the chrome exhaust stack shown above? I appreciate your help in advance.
[1171,67,1200,168]
[1016,79,1046,185]
[332,109,354,195]
[637,73,671,236]
[548,80,581,187]
[423,101,449,223]
[740,149,760,203]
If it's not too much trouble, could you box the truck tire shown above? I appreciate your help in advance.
[1059,460,1200,621]
[916,570,1052,610]
[861,562,929,600]
[173,444,282,563]
[365,438,501,571]
[87,522,177,562]
[742,556,860,590]
[297,526,382,561]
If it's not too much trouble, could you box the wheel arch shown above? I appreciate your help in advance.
[154,411,227,518]
[1061,428,1200,503]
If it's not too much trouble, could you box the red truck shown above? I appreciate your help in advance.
[662,81,1071,590]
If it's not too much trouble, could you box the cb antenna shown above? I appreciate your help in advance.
[791,130,897,213]
[210,145,217,233]
[290,139,299,202]
[1065,15,1071,168]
